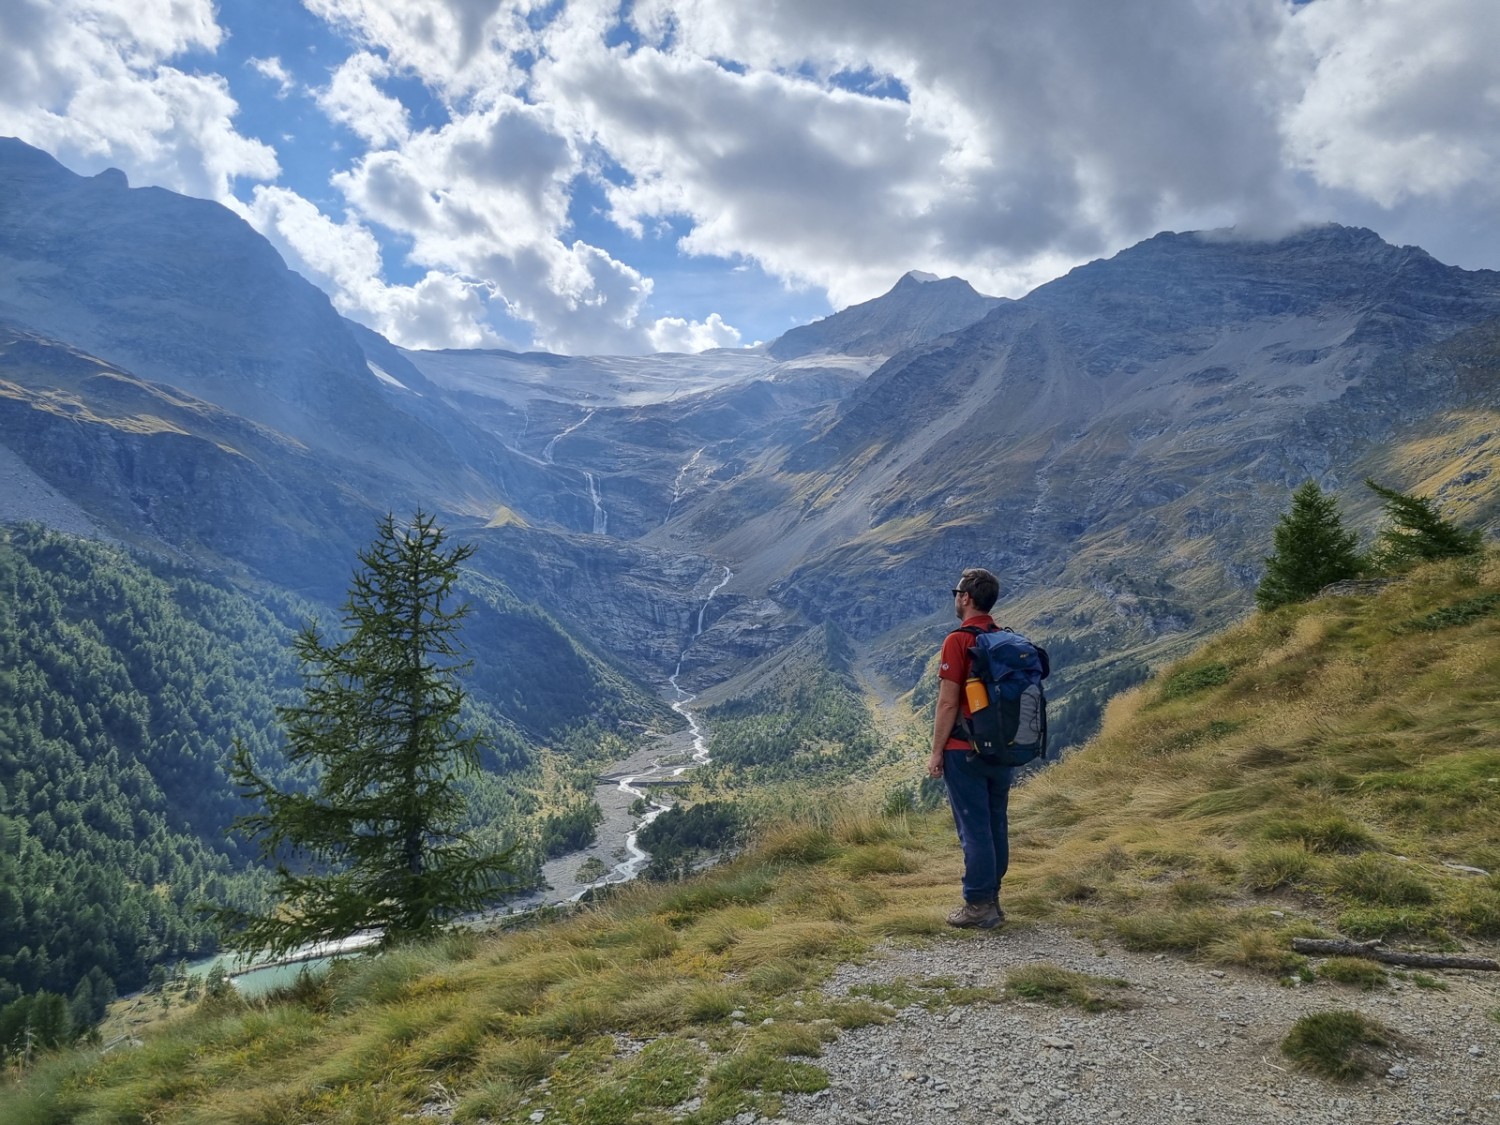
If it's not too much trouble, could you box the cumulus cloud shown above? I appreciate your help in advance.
[0,0,277,200]
[648,312,742,353]
[301,0,539,99]
[1282,0,1500,207]
[318,52,411,147]
[238,183,506,349]
[324,97,682,351]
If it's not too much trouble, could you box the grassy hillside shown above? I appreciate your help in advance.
[1005,549,1500,954]
[4,553,1497,1123]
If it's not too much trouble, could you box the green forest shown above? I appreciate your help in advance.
[697,626,900,788]
[0,524,670,1052]
[0,525,305,1031]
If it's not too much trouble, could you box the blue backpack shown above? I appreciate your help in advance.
[954,626,1050,767]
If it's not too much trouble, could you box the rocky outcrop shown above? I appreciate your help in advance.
[768,271,1005,361]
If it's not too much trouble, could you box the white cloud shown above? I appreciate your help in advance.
[648,312,742,353]
[11,0,1500,353]
[590,0,1299,307]
[0,0,277,200]
[236,183,506,349]
[301,0,540,100]
[317,52,411,147]
[248,56,296,98]
[1282,0,1500,207]
[325,99,681,352]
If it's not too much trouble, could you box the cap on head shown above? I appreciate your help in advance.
[957,567,1000,612]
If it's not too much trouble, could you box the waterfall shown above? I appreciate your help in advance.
[585,471,608,535]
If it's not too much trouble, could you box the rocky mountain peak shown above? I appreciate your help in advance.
[767,270,1004,361]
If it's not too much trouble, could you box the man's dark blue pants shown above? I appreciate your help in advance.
[942,749,1015,904]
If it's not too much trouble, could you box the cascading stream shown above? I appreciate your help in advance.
[541,408,595,464]
[663,447,704,525]
[585,471,608,535]
[542,409,610,536]
[571,564,732,898]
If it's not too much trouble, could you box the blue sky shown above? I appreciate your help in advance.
[3,0,1500,354]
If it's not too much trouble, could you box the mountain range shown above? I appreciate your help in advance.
[4,132,1500,1017]
[4,136,1499,713]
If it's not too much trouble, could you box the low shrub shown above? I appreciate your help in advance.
[1159,663,1234,701]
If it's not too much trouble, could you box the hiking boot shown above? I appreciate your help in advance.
[945,900,1003,929]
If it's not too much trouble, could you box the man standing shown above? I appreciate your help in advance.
[928,567,1011,929]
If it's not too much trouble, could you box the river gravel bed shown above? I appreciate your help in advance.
[771,924,1500,1125]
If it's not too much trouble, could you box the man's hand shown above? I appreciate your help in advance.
[930,677,962,779]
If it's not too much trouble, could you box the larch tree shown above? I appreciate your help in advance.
[1365,478,1484,570]
[216,512,515,957]
[1255,480,1364,610]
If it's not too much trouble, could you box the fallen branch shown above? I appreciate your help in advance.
[1292,938,1499,971]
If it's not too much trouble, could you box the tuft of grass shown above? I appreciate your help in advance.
[1336,907,1443,941]
[1004,964,1131,1011]
[1111,908,1235,954]
[1262,813,1378,854]
[1281,1010,1396,1081]
[1316,957,1388,989]
[1327,854,1434,907]
[330,946,450,1012]
[681,981,745,1023]
[1449,882,1500,936]
[686,904,774,955]
[1396,971,1449,991]
[1242,842,1318,890]
[754,823,839,865]
[847,976,1000,1012]
[727,921,849,969]
[1206,928,1308,976]
[658,867,778,919]
[838,844,917,877]
[832,806,909,846]
[472,1035,557,1086]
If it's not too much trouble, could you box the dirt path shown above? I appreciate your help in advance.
[776,925,1500,1125]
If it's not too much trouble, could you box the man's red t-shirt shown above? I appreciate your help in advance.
[938,613,997,750]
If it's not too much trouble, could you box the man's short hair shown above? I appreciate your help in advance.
[959,567,1000,612]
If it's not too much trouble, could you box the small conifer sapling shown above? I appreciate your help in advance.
[1365,478,1483,571]
[1256,480,1364,609]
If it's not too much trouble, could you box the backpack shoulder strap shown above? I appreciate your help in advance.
[948,624,999,638]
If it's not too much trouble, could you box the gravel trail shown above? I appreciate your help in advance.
[776,925,1500,1125]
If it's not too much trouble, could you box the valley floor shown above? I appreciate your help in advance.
[510,729,702,910]
[774,925,1499,1125]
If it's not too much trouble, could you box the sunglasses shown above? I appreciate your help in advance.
[950,588,966,597]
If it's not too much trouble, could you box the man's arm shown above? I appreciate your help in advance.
[929,678,962,778]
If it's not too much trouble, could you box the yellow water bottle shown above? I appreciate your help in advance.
[964,675,989,712]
